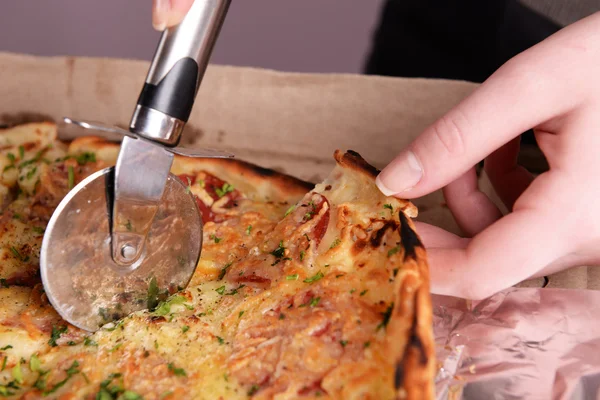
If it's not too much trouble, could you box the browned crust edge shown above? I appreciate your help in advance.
[66,135,315,201]
[174,154,315,198]
[392,212,436,400]
[333,149,380,179]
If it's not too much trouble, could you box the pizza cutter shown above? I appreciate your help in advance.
[40,0,233,331]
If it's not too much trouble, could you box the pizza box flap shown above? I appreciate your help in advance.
[0,51,591,291]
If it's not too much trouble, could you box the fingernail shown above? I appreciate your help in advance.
[376,151,423,196]
[153,0,170,31]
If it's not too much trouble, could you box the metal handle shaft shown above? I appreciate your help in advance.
[130,0,231,146]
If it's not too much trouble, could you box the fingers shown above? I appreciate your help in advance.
[152,0,194,31]
[484,137,534,211]
[428,208,571,300]
[413,221,469,249]
[376,25,582,199]
[442,167,502,237]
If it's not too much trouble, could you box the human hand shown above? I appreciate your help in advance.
[152,0,194,31]
[376,12,600,300]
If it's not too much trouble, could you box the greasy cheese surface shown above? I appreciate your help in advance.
[0,124,421,399]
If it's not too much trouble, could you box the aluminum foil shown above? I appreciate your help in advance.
[433,288,600,400]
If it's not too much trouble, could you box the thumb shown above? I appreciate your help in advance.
[153,0,195,31]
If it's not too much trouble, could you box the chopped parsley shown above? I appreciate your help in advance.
[270,241,286,258]
[279,313,285,320]
[25,166,37,180]
[96,372,143,399]
[384,203,393,213]
[376,303,394,331]
[360,289,368,296]
[74,152,96,165]
[48,325,67,347]
[84,337,98,347]
[154,295,189,316]
[238,311,245,319]
[286,274,298,281]
[168,363,187,377]
[215,183,234,198]
[18,146,24,160]
[248,384,260,396]
[67,165,75,189]
[10,246,28,262]
[387,246,400,257]
[218,262,232,280]
[349,288,356,294]
[0,345,12,351]
[309,297,321,307]
[182,325,190,333]
[147,276,159,310]
[11,363,23,384]
[340,340,348,347]
[246,225,252,235]
[209,234,222,244]
[41,360,80,395]
[124,220,133,232]
[303,271,324,284]
[1,356,6,372]
[364,341,371,348]
[216,336,225,345]
[29,354,42,372]
[216,286,226,295]
[284,205,296,217]
[299,250,306,261]
[329,238,341,249]
[32,226,45,234]
[6,153,15,163]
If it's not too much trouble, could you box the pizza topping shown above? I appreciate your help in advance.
[48,325,67,347]
[304,271,324,284]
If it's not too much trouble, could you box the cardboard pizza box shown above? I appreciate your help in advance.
[0,51,593,291]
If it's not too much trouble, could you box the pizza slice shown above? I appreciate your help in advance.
[0,124,435,399]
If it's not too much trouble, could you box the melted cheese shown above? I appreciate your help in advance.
[0,126,428,399]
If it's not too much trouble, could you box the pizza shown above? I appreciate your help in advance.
[0,122,435,399]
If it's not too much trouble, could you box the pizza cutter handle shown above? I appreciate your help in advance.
[130,0,231,147]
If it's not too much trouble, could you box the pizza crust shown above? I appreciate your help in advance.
[68,136,314,204]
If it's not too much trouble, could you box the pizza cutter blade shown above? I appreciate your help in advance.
[40,0,232,331]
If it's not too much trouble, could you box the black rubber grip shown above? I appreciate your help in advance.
[136,58,199,122]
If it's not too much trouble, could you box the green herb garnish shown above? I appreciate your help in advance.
[388,246,400,257]
[147,276,159,310]
[218,262,232,280]
[303,271,324,284]
[270,241,286,259]
[48,325,67,347]
[309,297,321,307]
[376,303,394,331]
[284,205,296,217]
[67,166,75,189]
[168,363,187,377]
[286,274,298,281]
[215,183,234,198]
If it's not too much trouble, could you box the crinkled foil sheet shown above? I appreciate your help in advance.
[433,288,600,400]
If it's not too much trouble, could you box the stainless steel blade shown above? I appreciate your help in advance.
[40,168,202,331]
[111,136,174,266]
